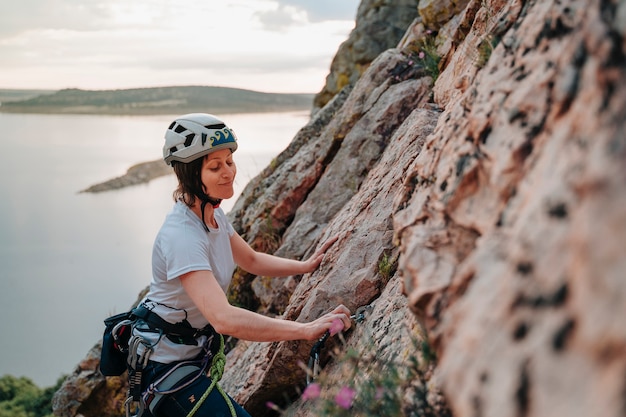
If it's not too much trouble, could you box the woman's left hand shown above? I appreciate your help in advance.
[304,304,352,340]
[302,235,339,273]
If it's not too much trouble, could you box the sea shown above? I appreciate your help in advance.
[0,110,310,387]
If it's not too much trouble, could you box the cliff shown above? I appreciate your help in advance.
[52,0,626,417]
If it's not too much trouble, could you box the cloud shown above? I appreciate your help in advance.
[146,51,332,75]
[0,0,357,92]
[0,0,359,38]
[0,0,113,37]
[254,6,307,32]
[276,0,360,21]
[254,0,359,31]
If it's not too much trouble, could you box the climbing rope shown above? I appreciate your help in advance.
[187,334,236,417]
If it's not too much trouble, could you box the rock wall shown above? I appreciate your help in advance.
[52,0,626,416]
[223,49,440,415]
[398,1,626,417]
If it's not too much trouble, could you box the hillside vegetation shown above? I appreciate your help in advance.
[0,86,314,115]
[0,89,55,103]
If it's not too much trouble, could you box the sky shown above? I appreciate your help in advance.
[0,0,360,93]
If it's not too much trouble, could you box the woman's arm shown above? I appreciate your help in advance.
[180,269,350,341]
[230,233,338,277]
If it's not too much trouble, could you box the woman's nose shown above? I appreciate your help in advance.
[223,166,235,177]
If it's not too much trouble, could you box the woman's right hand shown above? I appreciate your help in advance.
[305,305,352,341]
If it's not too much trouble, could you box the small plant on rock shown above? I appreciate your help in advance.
[475,34,500,68]
[377,252,397,282]
[273,331,450,417]
[407,30,441,82]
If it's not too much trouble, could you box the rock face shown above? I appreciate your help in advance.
[396,1,626,417]
[223,50,439,414]
[53,1,626,417]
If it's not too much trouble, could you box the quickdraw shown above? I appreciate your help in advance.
[306,304,373,385]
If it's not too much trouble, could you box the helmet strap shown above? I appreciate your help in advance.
[199,196,222,233]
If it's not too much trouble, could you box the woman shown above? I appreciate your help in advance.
[131,113,351,417]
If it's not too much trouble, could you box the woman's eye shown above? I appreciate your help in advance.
[207,160,233,171]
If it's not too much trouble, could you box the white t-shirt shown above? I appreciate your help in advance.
[134,201,236,363]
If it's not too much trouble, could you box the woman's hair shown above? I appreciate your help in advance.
[171,157,206,207]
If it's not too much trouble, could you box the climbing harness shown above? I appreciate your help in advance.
[306,304,373,385]
[134,333,235,417]
[102,303,235,417]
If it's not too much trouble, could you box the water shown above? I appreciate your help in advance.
[0,111,309,387]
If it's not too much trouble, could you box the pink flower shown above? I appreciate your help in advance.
[302,383,321,401]
[375,386,385,400]
[329,318,344,336]
[419,51,425,59]
[334,386,356,410]
[265,401,279,411]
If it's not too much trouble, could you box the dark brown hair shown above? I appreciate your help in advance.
[171,157,206,207]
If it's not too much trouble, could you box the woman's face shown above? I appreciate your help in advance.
[200,148,237,200]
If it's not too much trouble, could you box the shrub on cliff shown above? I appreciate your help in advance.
[0,375,65,417]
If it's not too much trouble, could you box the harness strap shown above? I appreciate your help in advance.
[131,305,216,341]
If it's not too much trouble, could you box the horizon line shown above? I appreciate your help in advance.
[0,84,320,96]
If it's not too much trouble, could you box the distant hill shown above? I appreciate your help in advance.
[0,86,314,115]
[0,89,56,103]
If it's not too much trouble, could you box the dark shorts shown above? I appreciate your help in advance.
[141,361,252,417]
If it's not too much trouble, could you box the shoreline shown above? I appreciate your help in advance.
[80,159,173,193]
[0,105,313,116]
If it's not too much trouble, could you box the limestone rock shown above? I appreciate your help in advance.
[418,0,472,30]
[397,1,626,417]
[51,343,123,417]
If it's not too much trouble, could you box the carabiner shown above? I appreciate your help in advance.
[350,304,373,324]
[305,304,373,384]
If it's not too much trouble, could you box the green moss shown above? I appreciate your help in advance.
[378,253,394,281]
[476,35,500,69]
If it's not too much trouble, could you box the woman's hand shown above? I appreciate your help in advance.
[304,304,352,341]
[302,235,339,273]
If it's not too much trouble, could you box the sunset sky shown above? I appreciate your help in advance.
[0,0,359,93]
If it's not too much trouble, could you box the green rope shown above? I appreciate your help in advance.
[187,335,236,417]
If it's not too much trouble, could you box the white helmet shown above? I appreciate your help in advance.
[163,113,238,165]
